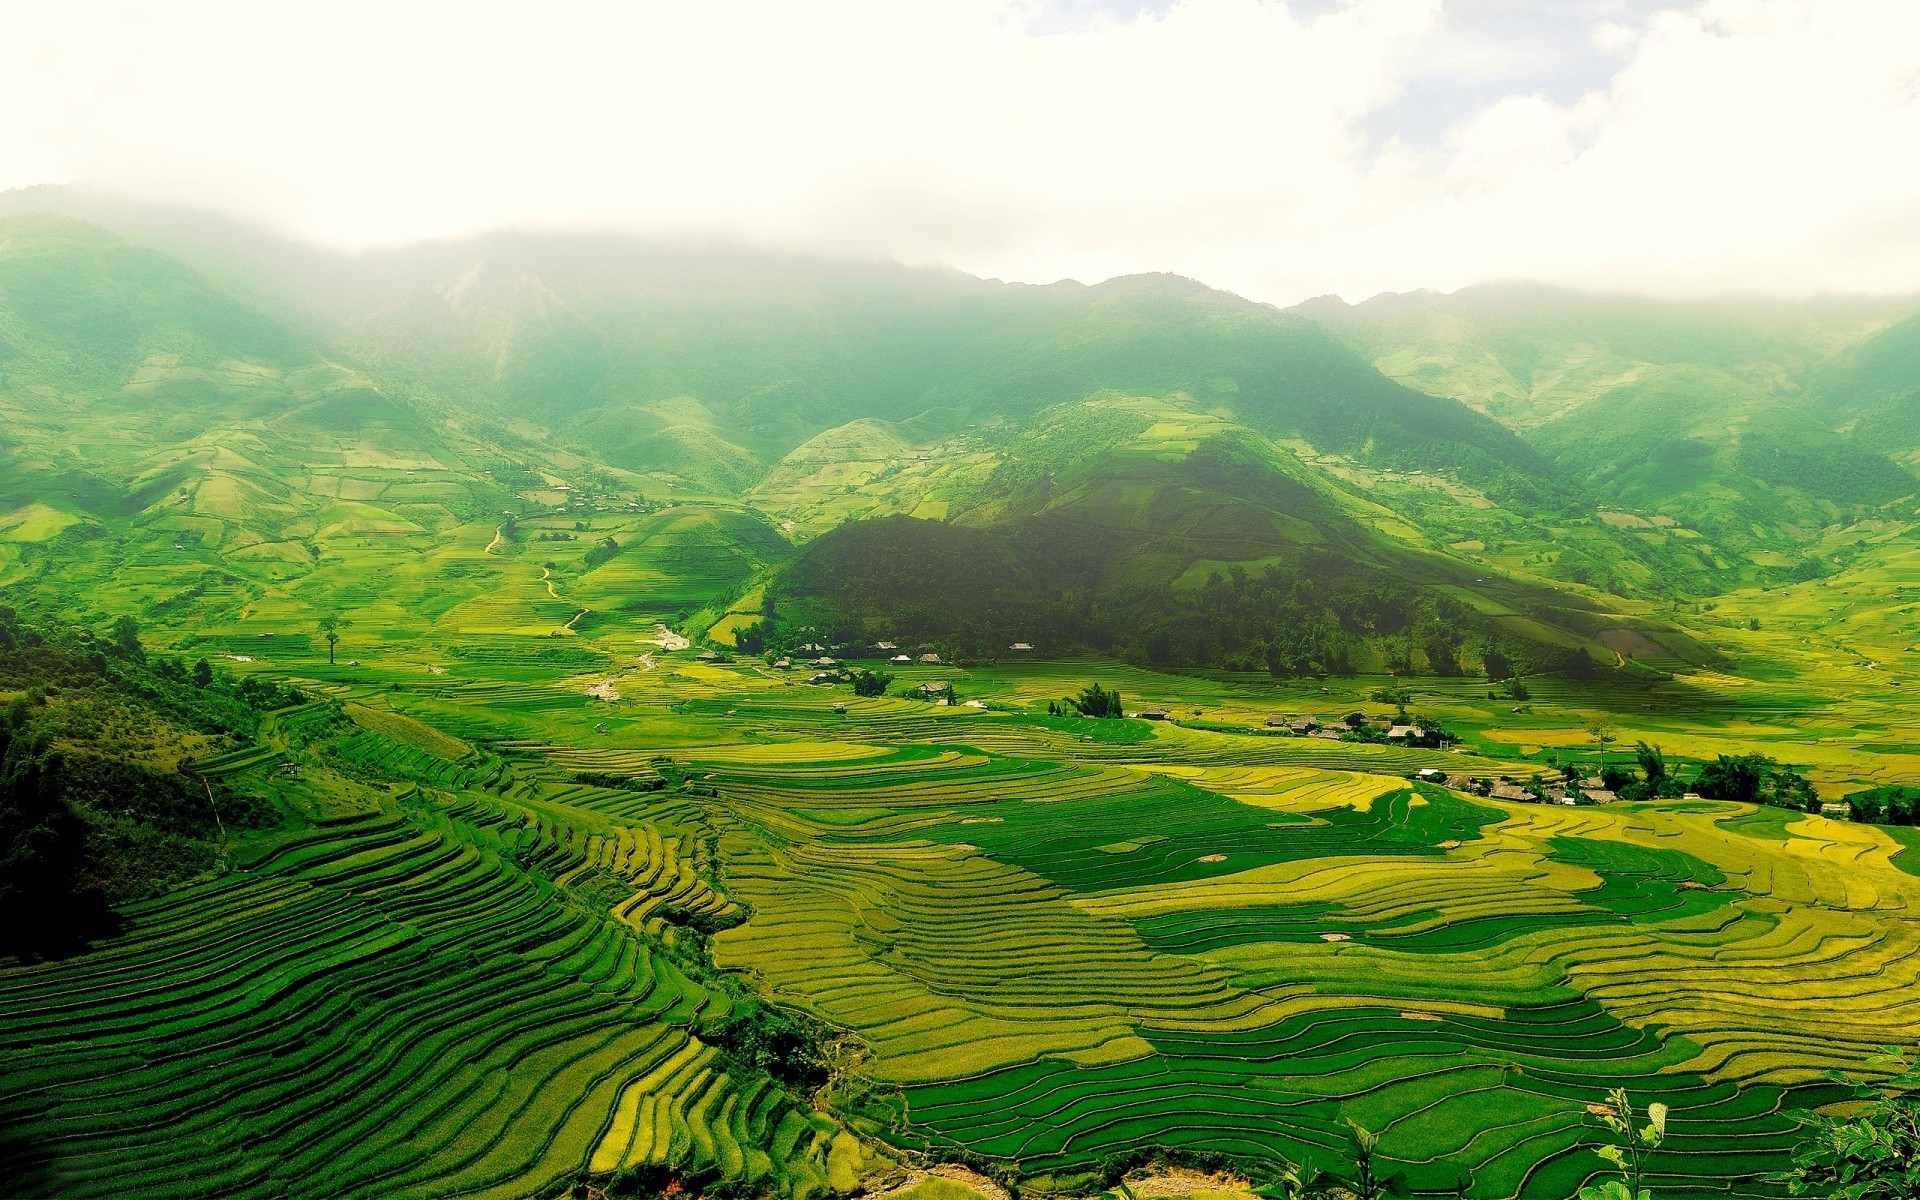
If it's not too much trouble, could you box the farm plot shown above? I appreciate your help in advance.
[695,741,1920,1198]
[0,779,862,1200]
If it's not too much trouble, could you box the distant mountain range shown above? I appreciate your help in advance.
[3,186,1915,676]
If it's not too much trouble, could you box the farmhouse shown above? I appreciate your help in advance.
[1134,708,1169,720]
[1387,725,1417,740]
[808,671,840,684]
[909,681,953,700]
[1266,714,1291,728]
[876,641,898,651]
[772,657,792,669]
[1289,717,1320,734]
[696,650,721,662]
[1009,642,1034,651]
[918,653,943,664]
[890,654,912,665]
[1490,781,1534,802]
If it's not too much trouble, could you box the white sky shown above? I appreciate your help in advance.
[4,0,1919,305]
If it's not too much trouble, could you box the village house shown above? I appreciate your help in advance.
[1009,642,1034,652]
[890,654,912,665]
[1489,781,1534,802]
[918,653,943,664]
[1288,716,1320,735]
[1134,708,1169,720]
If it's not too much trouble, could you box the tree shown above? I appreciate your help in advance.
[1483,646,1513,682]
[191,658,214,689]
[1785,1045,1920,1198]
[1634,742,1668,789]
[850,669,892,697]
[110,615,144,663]
[318,614,350,665]
[1067,683,1124,719]
[1589,723,1617,775]
[1371,687,1412,721]
[1694,754,1771,805]
[0,710,113,959]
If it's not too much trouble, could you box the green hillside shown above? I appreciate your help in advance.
[1528,364,1918,562]
[1296,283,1913,429]
[1807,307,1920,460]
[771,397,1698,675]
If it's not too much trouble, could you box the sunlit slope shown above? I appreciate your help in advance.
[0,741,873,1199]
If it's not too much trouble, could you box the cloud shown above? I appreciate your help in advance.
[1,0,1917,305]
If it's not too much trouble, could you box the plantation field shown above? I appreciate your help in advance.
[10,632,1920,1198]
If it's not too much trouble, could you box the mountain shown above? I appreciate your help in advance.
[770,393,1706,675]
[1294,283,1920,577]
[1528,364,1919,560]
[0,201,1706,677]
[1294,283,1915,430]
[1806,308,1920,462]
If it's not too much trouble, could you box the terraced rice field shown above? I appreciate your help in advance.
[8,650,1920,1198]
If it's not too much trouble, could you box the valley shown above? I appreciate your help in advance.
[5,204,1920,1199]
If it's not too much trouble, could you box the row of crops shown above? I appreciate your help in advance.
[0,727,863,1199]
[11,648,1920,1199]
[686,735,1920,1198]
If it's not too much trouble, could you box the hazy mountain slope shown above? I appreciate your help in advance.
[3,200,1563,505]
[1806,308,1920,461]
[1295,283,1914,429]
[1528,364,1918,558]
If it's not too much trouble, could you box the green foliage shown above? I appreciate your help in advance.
[0,706,115,959]
[1847,787,1920,827]
[708,997,831,1092]
[1580,1088,1667,1200]
[850,669,892,697]
[1785,1046,1920,1199]
[1067,683,1124,719]
[581,536,622,569]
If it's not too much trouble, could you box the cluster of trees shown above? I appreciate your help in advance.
[1549,743,1815,809]
[1845,785,1920,826]
[848,669,892,697]
[0,610,295,958]
[1049,683,1124,719]
[0,697,115,958]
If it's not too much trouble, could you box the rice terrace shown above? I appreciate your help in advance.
[10,5,1920,1198]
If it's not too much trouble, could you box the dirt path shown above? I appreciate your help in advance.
[484,524,504,555]
[540,566,561,600]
